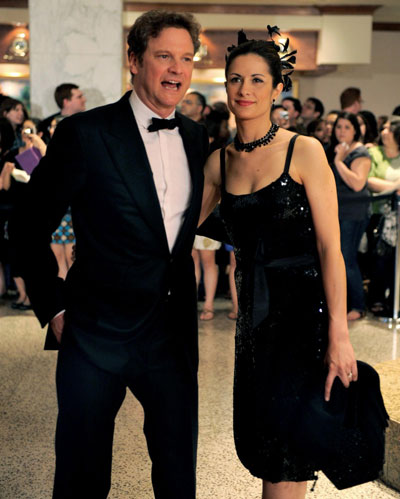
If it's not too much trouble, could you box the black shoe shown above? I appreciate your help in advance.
[17,303,32,311]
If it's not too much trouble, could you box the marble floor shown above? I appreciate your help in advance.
[1,296,400,499]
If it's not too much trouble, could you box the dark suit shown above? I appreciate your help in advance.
[10,91,208,498]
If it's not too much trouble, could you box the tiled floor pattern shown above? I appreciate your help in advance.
[1,297,400,498]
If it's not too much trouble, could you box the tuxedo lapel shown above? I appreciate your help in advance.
[101,93,169,252]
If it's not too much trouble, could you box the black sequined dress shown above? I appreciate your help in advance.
[220,135,329,482]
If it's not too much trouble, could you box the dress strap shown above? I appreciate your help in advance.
[220,147,226,192]
[283,134,299,174]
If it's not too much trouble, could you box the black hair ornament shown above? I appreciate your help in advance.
[226,26,297,92]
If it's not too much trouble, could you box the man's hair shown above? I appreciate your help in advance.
[189,91,206,112]
[282,97,302,115]
[307,97,324,119]
[127,10,201,63]
[392,105,400,117]
[54,83,79,109]
[340,87,361,110]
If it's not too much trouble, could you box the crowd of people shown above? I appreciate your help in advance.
[0,84,86,307]
[178,87,400,322]
[1,82,400,321]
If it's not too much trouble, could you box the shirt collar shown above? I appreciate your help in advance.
[129,89,176,131]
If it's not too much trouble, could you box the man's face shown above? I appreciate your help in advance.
[282,99,299,122]
[180,93,202,121]
[301,99,317,121]
[130,27,195,118]
[63,88,86,115]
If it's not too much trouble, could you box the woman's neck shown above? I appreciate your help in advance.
[384,143,400,159]
[235,117,273,144]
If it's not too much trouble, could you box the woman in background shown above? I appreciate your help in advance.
[327,112,371,321]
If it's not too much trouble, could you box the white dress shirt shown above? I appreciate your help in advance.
[129,90,192,252]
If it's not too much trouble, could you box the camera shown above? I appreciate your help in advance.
[23,128,33,135]
[279,111,289,120]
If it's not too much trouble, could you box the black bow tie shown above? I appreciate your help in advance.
[147,117,180,132]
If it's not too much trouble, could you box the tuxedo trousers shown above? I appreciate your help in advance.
[52,332,198,499]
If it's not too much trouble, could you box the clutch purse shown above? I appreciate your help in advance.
[292,360,389,490]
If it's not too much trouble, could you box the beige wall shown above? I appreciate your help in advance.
[298,31,400,117]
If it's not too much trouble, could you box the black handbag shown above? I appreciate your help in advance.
[292,361,389,490]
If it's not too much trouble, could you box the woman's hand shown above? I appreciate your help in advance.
[27,133,47,156]
[324,332,358,402]
[334,142,349,163]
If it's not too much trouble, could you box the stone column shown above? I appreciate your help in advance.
[29,0,123,118]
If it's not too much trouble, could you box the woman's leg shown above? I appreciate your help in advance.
[199,249,218,320]
[191,248,201,289]
[51,243,69,280]
[262,480,307,499]
[228,251,238,319]
[340,219,367,318]
[64,243,74,272]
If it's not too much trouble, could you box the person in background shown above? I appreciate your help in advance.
[47,116,76,279]
[306,118,326,145]
[38,83,86,143]
[1,119,46,310]
[340,87,362,114]
[359,110,378,146]
[325,110,340,143]
[271,104,290,129]
[327,112,371,321]
[367,117,400,315]
[392,105,400,117]
[0,98,27,150]
[180,90,206,124]
[301,97,324,129]
[377,115,389,133]
[181,91,222,321]
[357,112,377,148]
[282,96,305,133]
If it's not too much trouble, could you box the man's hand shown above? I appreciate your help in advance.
[50,311,65,343]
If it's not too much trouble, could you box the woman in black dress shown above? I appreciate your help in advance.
[199,34,357,498]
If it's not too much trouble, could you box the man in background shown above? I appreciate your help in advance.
[38,83,86,142]
[301,97,325,128]
[180,90,206,123]
[340,87,363,114]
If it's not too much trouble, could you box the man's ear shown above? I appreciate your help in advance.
[129,53,139,75]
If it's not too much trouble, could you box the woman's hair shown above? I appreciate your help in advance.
[225,40,283,89]
[0,97,24,116]
[389,117,400,148]
[0,117,15,158]
[327,111,361,162]
[357,112,375,145]
[358,110,378,143]
[306,119,325,138]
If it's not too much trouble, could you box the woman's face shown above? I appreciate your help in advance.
[381,121,396,148]
[21,119,36,146]
[357,115,366,139]
[314,121,326,142]
[5,104,24,127]
[325,113,338,138]
[335,118,356,145]
[226,53,282,121]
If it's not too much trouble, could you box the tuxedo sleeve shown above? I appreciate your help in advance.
[8,118,87,327]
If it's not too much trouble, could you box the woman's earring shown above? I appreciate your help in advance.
[272,99,275,105]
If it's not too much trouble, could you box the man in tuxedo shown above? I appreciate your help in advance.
[10,10,208,499]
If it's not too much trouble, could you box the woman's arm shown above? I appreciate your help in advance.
[0,162,15,191]
[294,136,357,401]
[198,149,222,227]
[368,176,400,193]
[333,145,371,191]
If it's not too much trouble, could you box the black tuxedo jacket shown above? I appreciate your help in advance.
[10,91,209,372]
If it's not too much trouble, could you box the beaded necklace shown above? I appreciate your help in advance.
[234,123,279,153]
